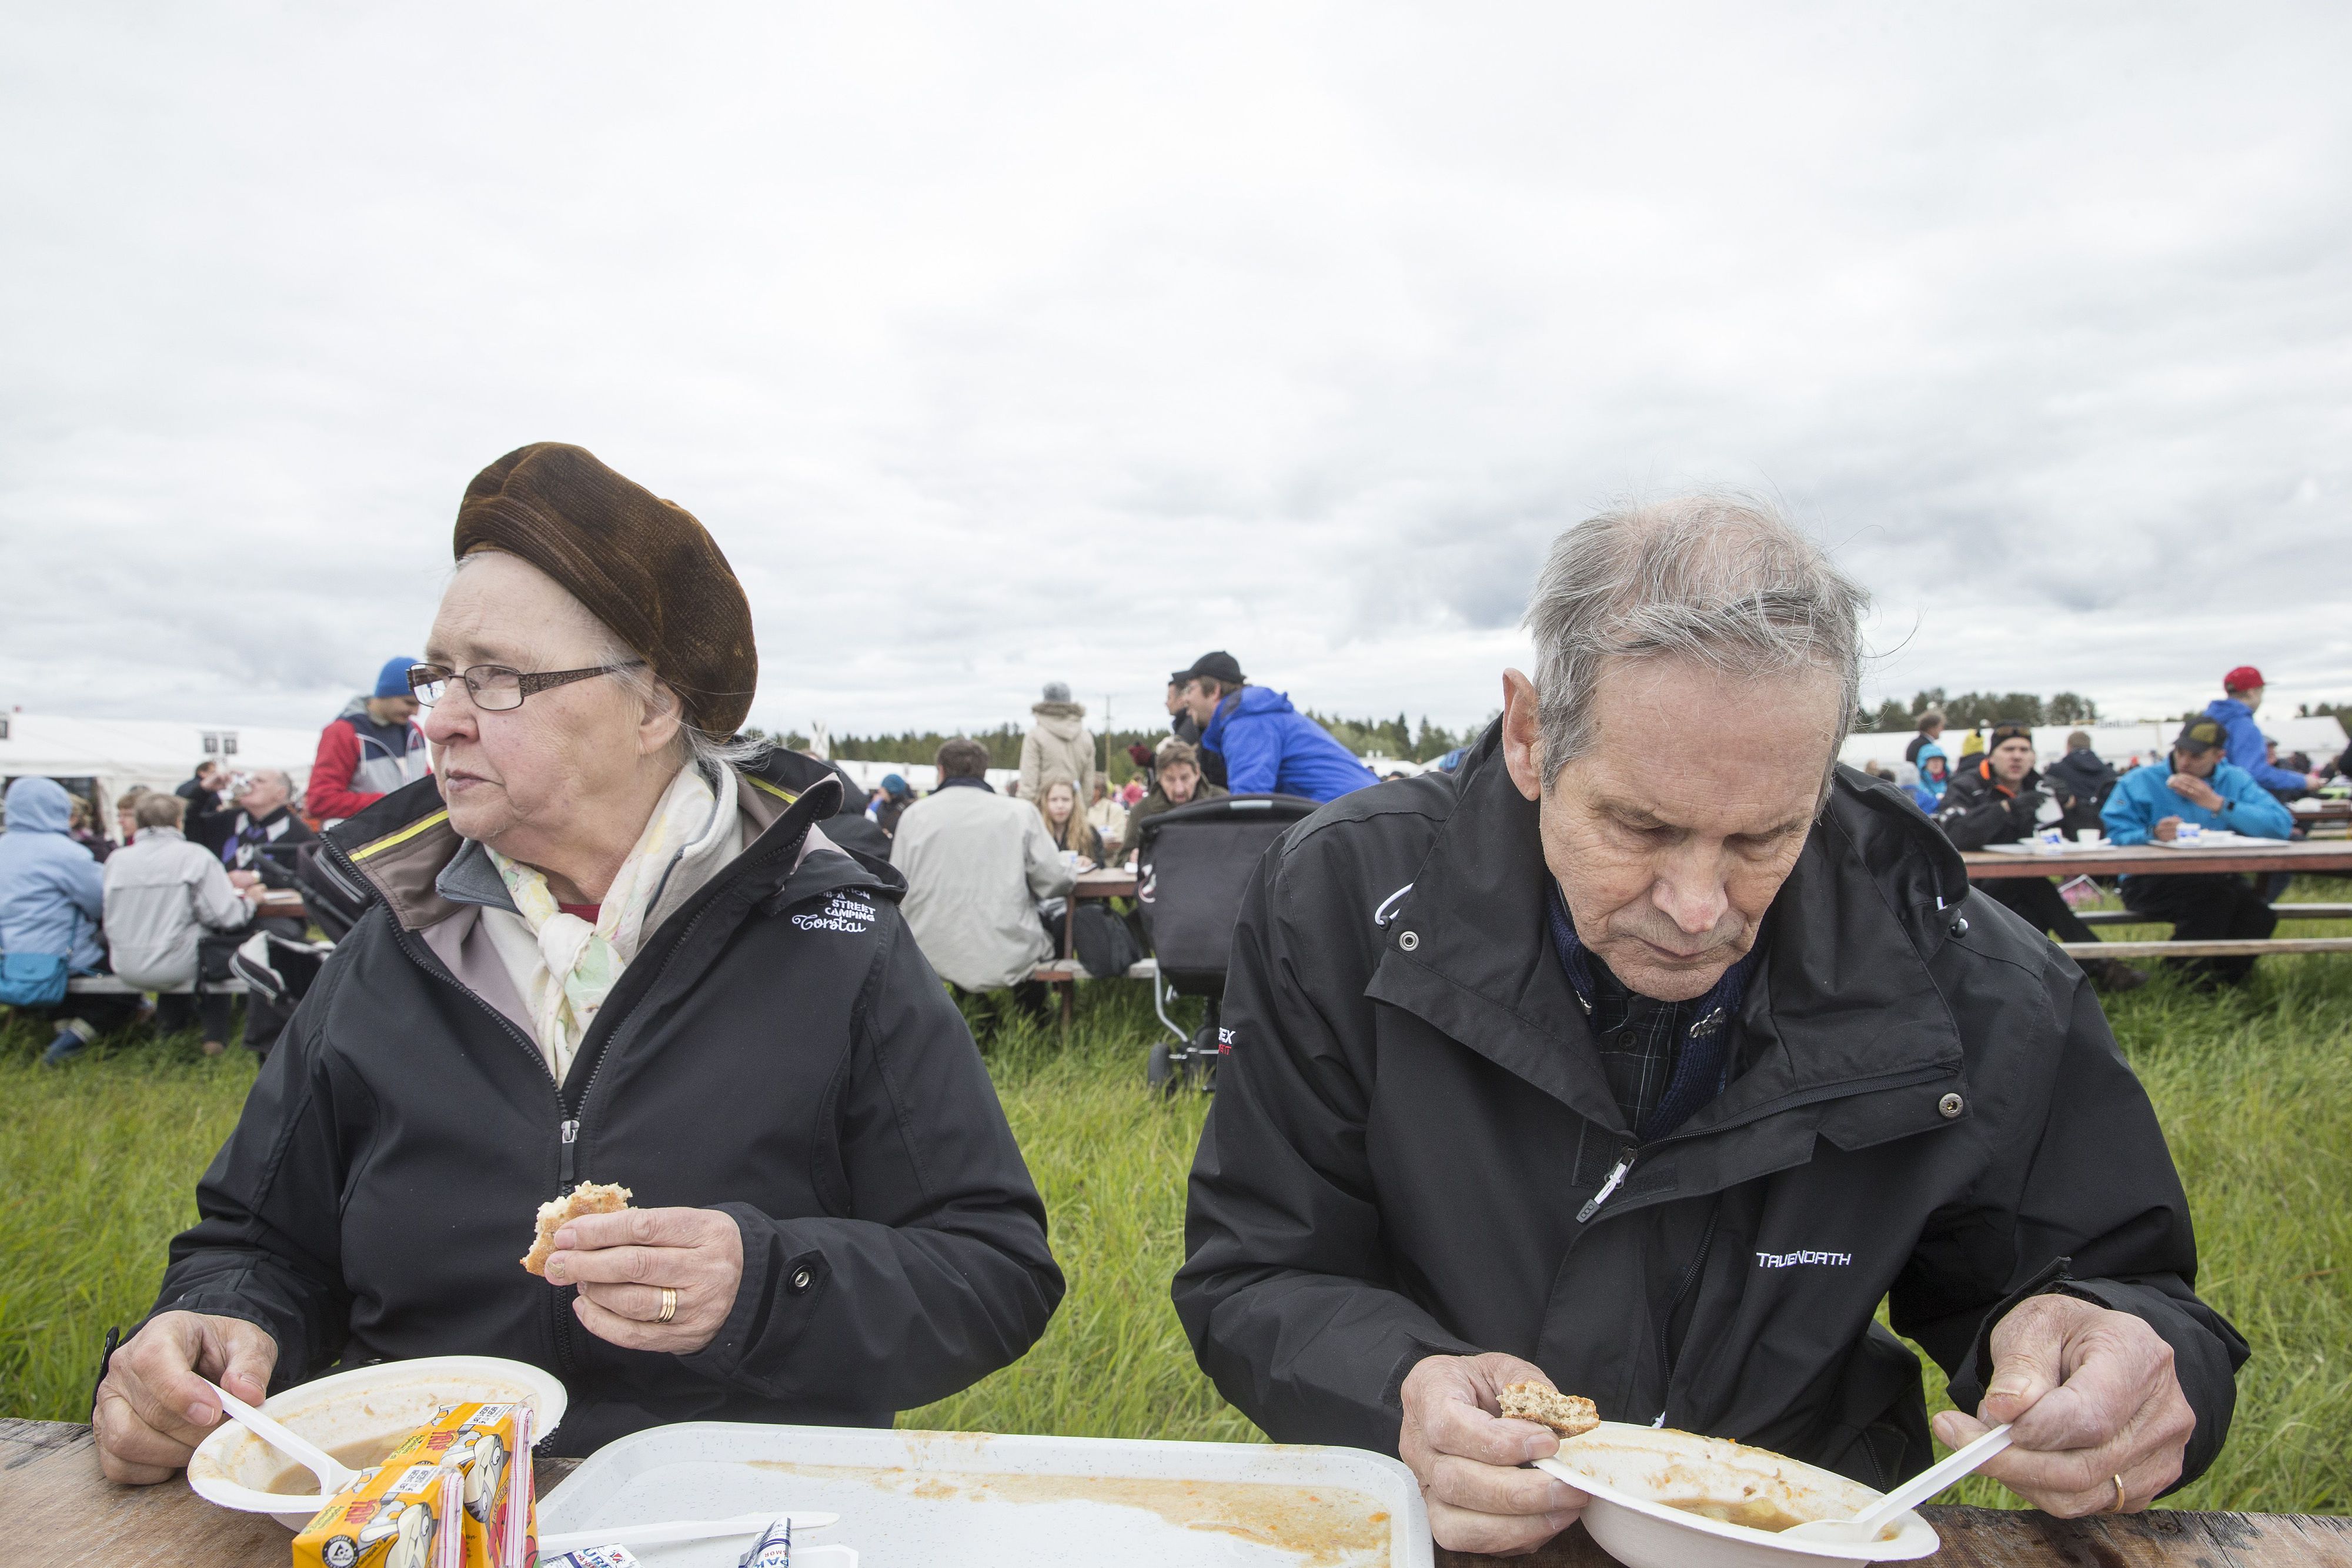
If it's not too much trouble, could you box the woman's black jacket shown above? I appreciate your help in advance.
[148,752,1062,1455]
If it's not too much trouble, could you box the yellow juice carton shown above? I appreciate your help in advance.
[392,1401,536,1568]
[293,1456,465,1568]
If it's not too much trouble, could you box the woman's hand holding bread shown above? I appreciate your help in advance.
[541,1205,745,1355]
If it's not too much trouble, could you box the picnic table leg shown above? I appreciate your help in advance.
[1059,885,1080,1037]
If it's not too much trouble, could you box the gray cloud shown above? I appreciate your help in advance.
[4,2,2349,744]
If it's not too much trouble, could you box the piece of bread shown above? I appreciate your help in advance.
[1498,1382,1600,1437]
[520,1181,633,1275]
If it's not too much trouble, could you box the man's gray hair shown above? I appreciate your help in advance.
[1523,494,1868,791]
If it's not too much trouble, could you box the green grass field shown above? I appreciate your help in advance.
[3,879,2346,1514]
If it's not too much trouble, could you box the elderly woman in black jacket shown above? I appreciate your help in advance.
[95,444,1062,1479]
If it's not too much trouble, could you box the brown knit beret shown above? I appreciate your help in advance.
[453,443,757,738]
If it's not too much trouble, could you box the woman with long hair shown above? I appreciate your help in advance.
[1035,777,1102,867]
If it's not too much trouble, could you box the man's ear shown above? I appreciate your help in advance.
[1501,670,1545,803]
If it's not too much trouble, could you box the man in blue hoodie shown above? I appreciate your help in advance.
[2102,716,2296,988]
[1180,651,1379,804]
[0,775,141,1061]
[2207,666,2325,798]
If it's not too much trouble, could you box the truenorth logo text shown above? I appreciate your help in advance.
[1755,1250,1852,1268]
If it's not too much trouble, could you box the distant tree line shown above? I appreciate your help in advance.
[747,710,1491,787]
[1305,713,1481,764]
[1857,687,2100,733]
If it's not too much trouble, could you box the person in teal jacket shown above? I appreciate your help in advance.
[2100,716,2294,988]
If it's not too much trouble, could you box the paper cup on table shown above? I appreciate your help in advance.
[2075,829,2103,845]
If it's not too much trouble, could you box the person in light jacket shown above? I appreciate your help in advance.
[891,736,1075,1012]
[103,791,255,1055]
[1,775,133,1063]
[1019,683,1100,802]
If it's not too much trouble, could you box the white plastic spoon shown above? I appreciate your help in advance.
[538,1511,841,1555]
[201,1377,359,1496]
[1783,1422,2012,1544]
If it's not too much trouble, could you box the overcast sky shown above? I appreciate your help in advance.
[5,4,2349,744]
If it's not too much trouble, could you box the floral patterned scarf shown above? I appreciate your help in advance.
[488,763,719,1076]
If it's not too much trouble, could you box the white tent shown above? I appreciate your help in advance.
[0,711,319,838]
[828,757,1018,795]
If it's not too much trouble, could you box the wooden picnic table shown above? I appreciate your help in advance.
[5,1417,2345,1566]
[1961,840,2352,880]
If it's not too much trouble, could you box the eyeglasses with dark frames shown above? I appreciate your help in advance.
[406,661,646,712]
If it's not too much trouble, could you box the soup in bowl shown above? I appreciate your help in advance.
[185,1355,564,1529]
[1534,1422,1941,1566]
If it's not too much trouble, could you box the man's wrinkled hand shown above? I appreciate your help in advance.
[1398,1353,1589,1556]
[1932,1295,2193,1516]
[93,1311,279,1485]
[545,1205,745,1355]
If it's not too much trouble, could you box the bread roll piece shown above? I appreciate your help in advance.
[1498,1382,1600,1437]
[520,1181,634,1275]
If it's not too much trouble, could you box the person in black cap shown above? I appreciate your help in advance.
[2100,716,2296,988]
[1932,723,2144,992]
[1164,672,1205,753]
[1177,651,1378,804]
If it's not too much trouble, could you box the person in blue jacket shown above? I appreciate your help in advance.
[1178,651,1379,804]
[2206,666,2324,798]
[0,775,140,1062]
[2102,716,2295,988]
[1905,741,1949,811]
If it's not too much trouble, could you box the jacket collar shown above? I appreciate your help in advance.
[332,748,846,933]
[1365,724,1969,1156]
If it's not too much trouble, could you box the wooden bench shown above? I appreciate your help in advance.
[1030,957,1159,985]
[2062,937,2352,961]
[2077,902,2352,927]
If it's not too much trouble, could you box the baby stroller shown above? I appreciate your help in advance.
[1133,793,1321,1094]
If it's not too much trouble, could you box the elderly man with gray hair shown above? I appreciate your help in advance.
[1175,496,2243,1555]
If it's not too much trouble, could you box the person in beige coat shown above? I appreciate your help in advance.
[892,738,1076,1002]
[1020,683,1099,801]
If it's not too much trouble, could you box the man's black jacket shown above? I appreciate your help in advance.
[1932,759,2053,851]
[1174,726,2243,1490]
[151,751,1062,1455]
[2044,749,2116,808]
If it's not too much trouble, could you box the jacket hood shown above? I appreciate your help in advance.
[338,695,377,721]
[2203,698,2253,724]
[1031,702,1087,737]
[4,775,72,834]
[1231,686,1297,718]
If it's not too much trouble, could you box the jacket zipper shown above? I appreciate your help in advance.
[1578,1147,1639,1223]
[325,835,583,1382]
[1651,1201,1722,1423]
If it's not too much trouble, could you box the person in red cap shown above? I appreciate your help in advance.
[2203,667,2324,797]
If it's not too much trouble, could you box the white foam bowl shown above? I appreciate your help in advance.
[1534,1423,1939,1566]
[185,1355,565,1530]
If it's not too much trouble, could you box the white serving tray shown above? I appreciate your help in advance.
[539,1423,1428,1568]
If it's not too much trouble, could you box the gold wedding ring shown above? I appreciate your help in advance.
[656,1287,678,1324]
[2106,1473,2126,1513]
